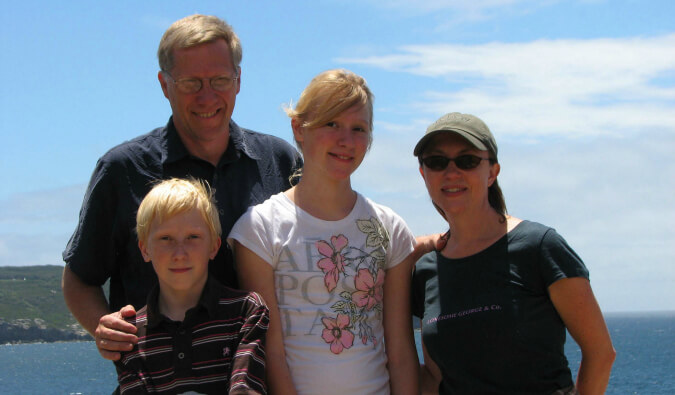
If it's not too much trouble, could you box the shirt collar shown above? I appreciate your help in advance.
[144,285,164,329]
[228,119,261,161]
[161,117,261,166]
[144,277,221,329]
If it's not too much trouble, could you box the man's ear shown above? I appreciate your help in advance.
[235,66,241,95]
[158,71,170,99]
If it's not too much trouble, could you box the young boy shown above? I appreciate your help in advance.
[115,178,269,394]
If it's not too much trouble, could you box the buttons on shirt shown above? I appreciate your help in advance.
[178,352,185,360]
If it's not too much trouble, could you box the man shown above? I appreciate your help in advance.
[62,14,301,361]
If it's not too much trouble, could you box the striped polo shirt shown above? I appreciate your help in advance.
[115,277,269,394]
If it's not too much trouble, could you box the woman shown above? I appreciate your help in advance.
[229,69,419,394]
[412,112,615,394]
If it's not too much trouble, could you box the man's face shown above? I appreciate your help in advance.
[159,39,240,150]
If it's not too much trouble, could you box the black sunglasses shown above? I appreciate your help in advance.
[421,154,488,171]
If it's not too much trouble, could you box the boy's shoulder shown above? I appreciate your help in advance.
[121,305,150,331]
[209,278,267,310]
[124,305,148,337]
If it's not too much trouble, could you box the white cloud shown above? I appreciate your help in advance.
[346,33,675,312]
[355,121,675,313]
[0,233,69,267]
[0,184,85,224]
[0,185,84,266]
[364,0,553,20]
[340,34,675,139]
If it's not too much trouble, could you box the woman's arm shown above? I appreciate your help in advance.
[419,323,442,395]
[234,241,298,395]
[549,277,616,394]
[412,233,448,260]
[383,254,420,395]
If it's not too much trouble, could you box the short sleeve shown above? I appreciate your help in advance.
[411,252,435,319]
[538,228,590,287]
[382,207,416,270]
[62,157,121,285]
[229,292,269,394]
[115,312,149,394]
[228,205,276,267]
[411,266,424,318]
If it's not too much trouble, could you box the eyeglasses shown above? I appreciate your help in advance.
[421,154,488,171]
[163,71,239,94]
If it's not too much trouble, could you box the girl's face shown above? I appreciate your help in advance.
[293,105,371,183]
[419,133,499,218]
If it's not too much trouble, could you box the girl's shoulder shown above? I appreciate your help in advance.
[357,193,406,223]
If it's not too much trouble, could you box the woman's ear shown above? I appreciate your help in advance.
[419,165,426,180]
[487,162,501,187]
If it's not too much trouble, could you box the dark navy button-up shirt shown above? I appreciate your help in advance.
[63,117,302,312]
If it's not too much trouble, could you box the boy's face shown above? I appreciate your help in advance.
[139,208,220,297]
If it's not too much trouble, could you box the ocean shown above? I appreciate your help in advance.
[0,312,672,394]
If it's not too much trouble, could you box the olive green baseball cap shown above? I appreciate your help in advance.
[413,112,498,159]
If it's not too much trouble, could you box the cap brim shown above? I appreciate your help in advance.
[413,129,488,156]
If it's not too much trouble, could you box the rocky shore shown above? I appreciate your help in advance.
[0,318,90,344]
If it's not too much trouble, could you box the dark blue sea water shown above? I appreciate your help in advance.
[0,312,672,394]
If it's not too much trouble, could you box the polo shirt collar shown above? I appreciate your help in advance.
[161,117,261,166]
[144,276,221,329]
[162,117,190,165]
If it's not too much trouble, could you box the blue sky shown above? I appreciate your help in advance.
[1,0,673,313]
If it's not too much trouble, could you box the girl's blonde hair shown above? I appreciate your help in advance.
[285,69,374,152]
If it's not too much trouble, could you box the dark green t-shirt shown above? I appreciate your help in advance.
[412,220,589,394]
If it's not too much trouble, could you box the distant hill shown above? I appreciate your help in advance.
[0,265,90,343]
[0,265,420,343]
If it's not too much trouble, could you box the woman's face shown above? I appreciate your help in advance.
[293,104,371,183]
[419,133,499,219]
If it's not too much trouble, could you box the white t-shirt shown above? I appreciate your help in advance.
[229,192,415,395]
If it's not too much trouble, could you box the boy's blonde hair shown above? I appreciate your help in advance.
[136,178,221,246]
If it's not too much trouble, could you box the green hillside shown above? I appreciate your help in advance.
[0,265,90,342]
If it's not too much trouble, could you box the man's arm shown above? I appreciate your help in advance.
[61,265,138,361]
[419,328,443,395]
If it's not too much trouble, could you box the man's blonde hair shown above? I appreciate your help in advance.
[136,178,221,247]
[157,14,242,72]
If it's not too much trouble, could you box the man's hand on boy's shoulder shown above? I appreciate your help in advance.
[95,304,139,361]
